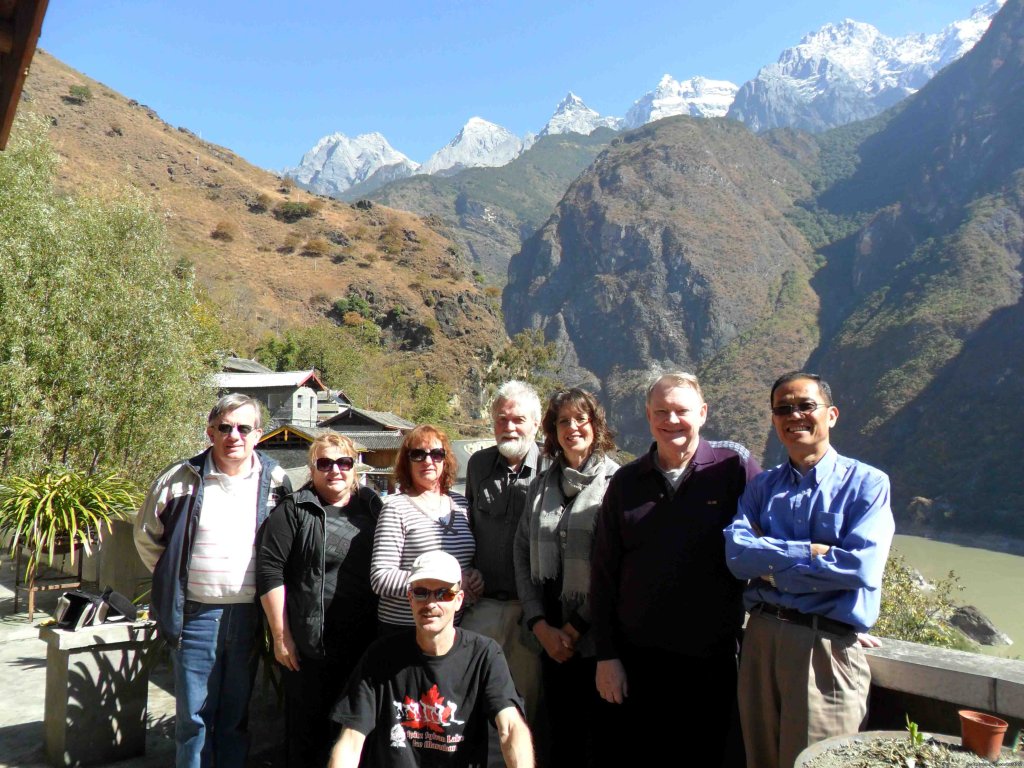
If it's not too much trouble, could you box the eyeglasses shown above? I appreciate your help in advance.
[214,423,256,436]
[408,586,460,602]
[409,448,446,463]
[556,416,590,429]
[315,456,355,472]
[771,401,829,417]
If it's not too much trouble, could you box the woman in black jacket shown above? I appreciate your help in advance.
[257,433,382,768]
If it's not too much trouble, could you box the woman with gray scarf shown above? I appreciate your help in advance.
[513,387,618,767]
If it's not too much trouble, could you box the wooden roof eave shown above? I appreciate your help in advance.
[0,0,49,151]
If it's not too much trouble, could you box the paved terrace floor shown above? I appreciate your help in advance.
[0,559,285,767]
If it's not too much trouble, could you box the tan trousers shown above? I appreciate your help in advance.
[460,597,543,722]
[738,610,871,768]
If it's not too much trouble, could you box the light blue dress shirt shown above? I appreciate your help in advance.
[724,448,894,632]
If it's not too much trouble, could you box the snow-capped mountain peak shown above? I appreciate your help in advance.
[418,117,525,176]
[623,74,739,129]
[539,92,623,137]
[727,0,1006,132]
[289,131,418,197]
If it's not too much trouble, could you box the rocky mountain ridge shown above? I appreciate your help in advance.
[728,0,1004,131]
[291,3,1001,198]
[502,0,1024,538]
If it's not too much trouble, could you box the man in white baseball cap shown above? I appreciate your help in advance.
[329,551,535,767]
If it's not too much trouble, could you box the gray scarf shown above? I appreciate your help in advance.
[530,454,616,602]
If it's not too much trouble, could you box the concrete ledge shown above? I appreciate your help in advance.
[866,637,1024,718]
[39,621,155,651]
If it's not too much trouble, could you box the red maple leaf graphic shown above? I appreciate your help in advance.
[420,685,451,734]
[400,695,426,730]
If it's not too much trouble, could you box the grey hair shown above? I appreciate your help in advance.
[208,393,262,428]
[645,372,703,405]
[490,380,542,423]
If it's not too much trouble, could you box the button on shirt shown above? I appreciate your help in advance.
[724,448,894,632]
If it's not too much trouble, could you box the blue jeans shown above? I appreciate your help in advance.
[171,601,259,768]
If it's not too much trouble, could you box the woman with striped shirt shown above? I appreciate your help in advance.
[370,424,482,632]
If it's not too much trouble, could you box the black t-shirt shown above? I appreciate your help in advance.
[332,629,524,767]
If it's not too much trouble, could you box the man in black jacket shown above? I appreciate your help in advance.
[590,373,759,767]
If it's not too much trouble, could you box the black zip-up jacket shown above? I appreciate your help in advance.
[256,484,382,660]
[133,448,292,647]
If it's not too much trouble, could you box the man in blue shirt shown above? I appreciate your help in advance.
[724,372,894,768]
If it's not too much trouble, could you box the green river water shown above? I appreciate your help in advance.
[892,534,1024,659]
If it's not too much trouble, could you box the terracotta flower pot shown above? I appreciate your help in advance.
[958,710,1008,761]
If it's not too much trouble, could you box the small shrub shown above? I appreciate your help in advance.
[210,220,239,242]
[66,85,92,105]
[278,232,303,254]
[342,311,365,327]
[875,553,968,648]
[302,237,330,257]
[308,199,325,214]
[273,201,314,223]
[334,296,373,319]
[248,192,272,214]
[484,286,501,299]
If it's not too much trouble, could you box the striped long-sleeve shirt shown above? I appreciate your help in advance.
[370,491,475,626]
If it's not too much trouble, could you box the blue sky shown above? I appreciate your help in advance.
[39,0,985,171]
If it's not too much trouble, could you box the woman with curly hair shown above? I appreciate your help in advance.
[370,424,483,633]
[514,387,618,767]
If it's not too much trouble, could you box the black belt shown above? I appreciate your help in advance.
[753,603,855,636]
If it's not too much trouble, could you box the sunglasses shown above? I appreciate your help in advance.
[408,586,460,602]
[214,423,256,436]
[409,448,446,463]
[315,456,355,472]
[770,401,829,417]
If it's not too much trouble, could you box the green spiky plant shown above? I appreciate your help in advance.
[906,715,926,748]
[0,468,139,580]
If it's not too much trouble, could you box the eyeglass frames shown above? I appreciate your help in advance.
[315,456,355,472]
[409,448,446,463]
[408,586,460,602]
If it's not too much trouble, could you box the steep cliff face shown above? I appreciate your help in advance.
[500,1,1024,539]
[504,118,818,452]
[805,0,1024,535]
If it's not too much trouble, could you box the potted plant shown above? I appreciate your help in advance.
[0,467,139,586]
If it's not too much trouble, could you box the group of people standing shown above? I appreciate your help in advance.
[134,368,894,768]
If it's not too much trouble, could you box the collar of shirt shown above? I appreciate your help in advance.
[204,451,262,482]
[494,441,540,480]
[786,447,838,487]
[639,438,714,475]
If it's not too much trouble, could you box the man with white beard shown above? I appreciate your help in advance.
[462,381,545,724]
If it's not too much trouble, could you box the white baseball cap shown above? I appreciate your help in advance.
[407,551,462,587]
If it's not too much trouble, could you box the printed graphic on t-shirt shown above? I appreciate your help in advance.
[392,685,466,753]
